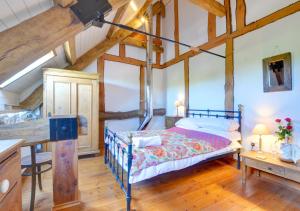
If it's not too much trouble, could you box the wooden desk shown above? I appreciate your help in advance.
[0,139,24,211]
[241,151,300,185]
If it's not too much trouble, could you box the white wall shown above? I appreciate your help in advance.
[189,45,225,110]
[166,61,184,116]
[82,52,166,132]
[235,12,300,150]
[163,0,300,152]
[19,79,43,102]
[105,61,140,112]
[0,90,19,110]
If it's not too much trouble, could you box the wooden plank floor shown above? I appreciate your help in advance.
[22,156,300,211]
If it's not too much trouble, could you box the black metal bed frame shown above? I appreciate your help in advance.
[104,105,243,211]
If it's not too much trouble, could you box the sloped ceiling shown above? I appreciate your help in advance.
[0,0,145,93]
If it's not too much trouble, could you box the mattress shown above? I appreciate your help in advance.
[108,126,242,184]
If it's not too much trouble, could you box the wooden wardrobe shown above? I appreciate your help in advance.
[43,68,99,155]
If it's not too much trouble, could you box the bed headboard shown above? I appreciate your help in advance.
[186,104,243,133]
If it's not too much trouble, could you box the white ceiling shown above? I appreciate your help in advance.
[0,0,146,93]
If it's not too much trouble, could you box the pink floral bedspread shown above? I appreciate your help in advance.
[116,127,231,177]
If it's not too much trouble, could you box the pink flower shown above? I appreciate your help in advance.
[275,119,281,123]
[285,117,292,123]
[287,125,293,131]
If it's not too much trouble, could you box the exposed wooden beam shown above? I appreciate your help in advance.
[162,1,300,70]
[99,108,166,120]
[63,37,77,65]
[68,0,152,70]
[121,37,164,53]
[128,33,162,45]
[156,12,162,65]
[54,0,74,7]
[103,53,161,69]
[17,85,43,110]
[190,0,226,17]
[224,0,233,111]
[161,34,227,68]
[0,0,131,84]
[208,13,216,41]
[225,38,234,111]
[152,1,166,17]
[0,7,83,84]
[139,66,145,124]
[236,0,246,31]
[119,43,126,57]
[97,56,105,155]
[106,3,129,39]
[231,1,300,39]
[184,58,189,112]
[224,0,232,34]
[174,0,180,57]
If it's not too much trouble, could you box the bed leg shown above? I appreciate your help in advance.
[237,152,241,170]
[126,195,131,211]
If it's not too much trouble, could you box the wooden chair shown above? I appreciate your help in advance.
[21,145,52,211]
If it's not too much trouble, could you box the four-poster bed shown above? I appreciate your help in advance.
[104,106,243,211]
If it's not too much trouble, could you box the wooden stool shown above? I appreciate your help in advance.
[21,150,52,211]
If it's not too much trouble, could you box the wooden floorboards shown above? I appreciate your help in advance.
[22,156,300,211]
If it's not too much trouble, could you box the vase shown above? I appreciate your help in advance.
[279,143,293,163]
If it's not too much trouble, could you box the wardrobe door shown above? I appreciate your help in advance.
[44,74,99,155]
[44,75,75,117]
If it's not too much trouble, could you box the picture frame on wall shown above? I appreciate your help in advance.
[262,52,292,92]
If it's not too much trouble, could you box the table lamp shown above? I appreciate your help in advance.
[175,100,184,116]
[253,123,270,158]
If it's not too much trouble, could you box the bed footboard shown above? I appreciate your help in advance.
[104,127,133,211]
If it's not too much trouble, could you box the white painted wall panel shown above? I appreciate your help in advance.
[235,12,300,150]
[105,61,140,112]
[83,60,97,73]
[189,45,225,110]
[166,61,184,115]
[153,69,166,109]
[179,0,208,54]
[0,90,19,110]
[126,45,146,61]
[162,0,175,62]
[245,0,298,25]
[106,44,119,56]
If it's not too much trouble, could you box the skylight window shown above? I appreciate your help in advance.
[0,51,55,88]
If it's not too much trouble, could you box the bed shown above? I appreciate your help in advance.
[104,107,242,211]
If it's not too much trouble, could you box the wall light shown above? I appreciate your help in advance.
[140,16,146,23]
[0,51,55,88]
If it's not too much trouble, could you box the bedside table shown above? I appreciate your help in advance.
[165,116,183,129]
[241,151,300,185]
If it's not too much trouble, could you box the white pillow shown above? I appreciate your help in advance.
[194,117,240,132]
[175,118,199,130]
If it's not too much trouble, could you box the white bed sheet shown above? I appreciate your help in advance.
[129,127,242,184]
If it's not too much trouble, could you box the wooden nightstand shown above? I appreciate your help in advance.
[165,116,183,129]
[241,151,300,185]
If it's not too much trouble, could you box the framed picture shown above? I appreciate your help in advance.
[262,52,292,92]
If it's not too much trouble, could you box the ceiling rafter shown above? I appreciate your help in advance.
[68,0,152,70]
[121,37,164,53]
[63,37,77,65]
[0,0,131,84]
[189,0,226,17]
[106,3,129,39]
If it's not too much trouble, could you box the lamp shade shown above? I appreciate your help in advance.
[252,124,270,135]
